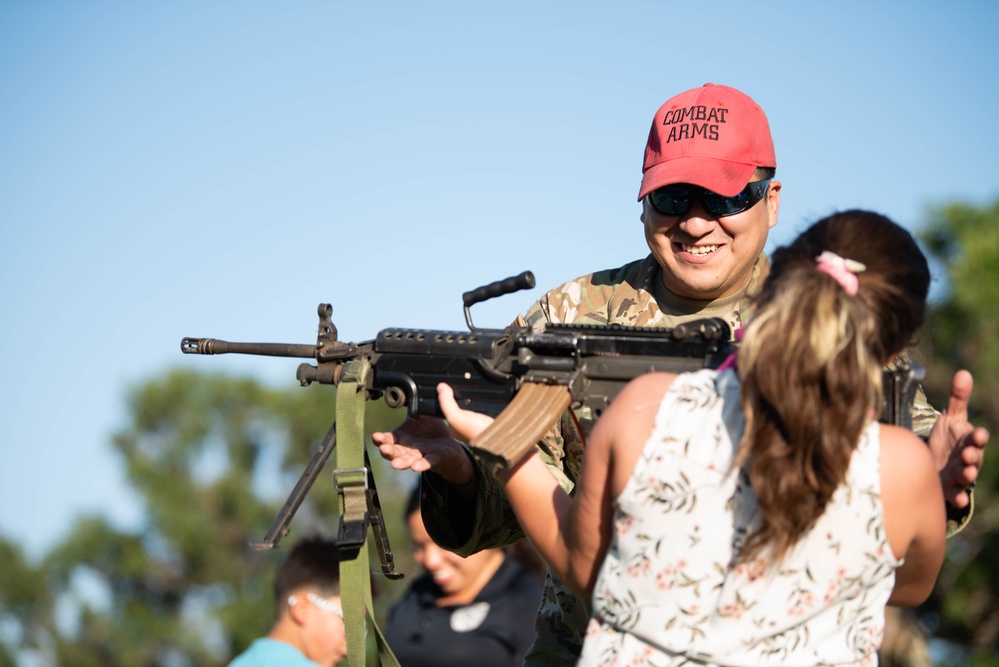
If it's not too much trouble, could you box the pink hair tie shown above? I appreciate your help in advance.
[815,251,866,296]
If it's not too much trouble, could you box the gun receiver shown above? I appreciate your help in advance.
[181,270,924,566]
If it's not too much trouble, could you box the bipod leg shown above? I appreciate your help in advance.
[364,449,404,580]
[250,420,338,551]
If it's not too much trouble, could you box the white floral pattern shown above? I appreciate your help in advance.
[579,368,900,667]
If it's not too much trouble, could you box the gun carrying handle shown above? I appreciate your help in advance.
[462,271,536,331]
[462,271,536,308]
[468,382,572,469]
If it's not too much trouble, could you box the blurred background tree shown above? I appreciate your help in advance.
[0,198,996,666]
[0,369,415,666]
[915,199,999,664]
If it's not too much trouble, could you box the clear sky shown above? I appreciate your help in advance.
[2,1,997,559]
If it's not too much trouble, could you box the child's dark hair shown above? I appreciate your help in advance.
[272,535,341,618]
[736,209,930,563]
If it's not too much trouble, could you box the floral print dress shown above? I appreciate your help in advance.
[579,368,900,667]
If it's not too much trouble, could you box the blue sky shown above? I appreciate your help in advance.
[2,1,997,559]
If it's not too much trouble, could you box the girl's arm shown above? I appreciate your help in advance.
[880,424,947,607]
[436,383,579,587]
[437,374,673,597]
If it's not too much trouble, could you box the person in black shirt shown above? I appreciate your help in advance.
[386,485,542,667]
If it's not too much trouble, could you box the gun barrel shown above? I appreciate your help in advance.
[180,337,317,358]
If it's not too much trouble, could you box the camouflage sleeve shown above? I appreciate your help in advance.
[418,413,581,556]
[908,380,939,440]
[522,570,591,666]
[419,448,523,556]
[522,297,551,331]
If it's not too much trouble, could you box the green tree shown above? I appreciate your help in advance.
[0,538,50,667]
[916,199,999,656]
[1,369,412,666]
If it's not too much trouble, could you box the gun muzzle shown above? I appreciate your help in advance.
[180,337,317,358]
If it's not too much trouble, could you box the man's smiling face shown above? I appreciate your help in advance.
[641,178,780,300]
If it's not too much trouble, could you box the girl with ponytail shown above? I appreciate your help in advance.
[437,210,949,666]
[735,210,930,566]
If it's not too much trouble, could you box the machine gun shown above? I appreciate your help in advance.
[180,270,924,575]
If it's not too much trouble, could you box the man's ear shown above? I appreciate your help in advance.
[765,180,781,229]
[286,595,308,625]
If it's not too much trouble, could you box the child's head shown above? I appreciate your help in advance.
[272,536,346,665]
[737,210,930,563]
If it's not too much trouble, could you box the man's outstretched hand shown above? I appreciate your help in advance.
[372,384,494,487]
[928,369,990,508]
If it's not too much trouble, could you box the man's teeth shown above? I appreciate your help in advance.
[682,244,718,256]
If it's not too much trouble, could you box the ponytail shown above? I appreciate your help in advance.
[734,210,929,564]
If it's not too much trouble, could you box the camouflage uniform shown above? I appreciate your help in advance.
[421,253,962,665]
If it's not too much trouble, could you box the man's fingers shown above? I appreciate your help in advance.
[966,427,990,475]
[376,440,433,472]
[437,382,459,417]
[942,426,990,507]
[371,431,396,446]
[436,382,494,442]
[396,415,452,439]
[963,429,988,463]
[945,369,974,419]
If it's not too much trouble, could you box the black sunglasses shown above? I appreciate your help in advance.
[647,179,772,218]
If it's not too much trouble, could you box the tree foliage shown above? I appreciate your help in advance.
[915,198,999,655]
[0,369,412,666]
[0,538,50,664]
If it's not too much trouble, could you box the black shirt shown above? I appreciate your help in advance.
[386,557,543,667]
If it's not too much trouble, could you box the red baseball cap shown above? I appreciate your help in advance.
[638,83,776,200]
